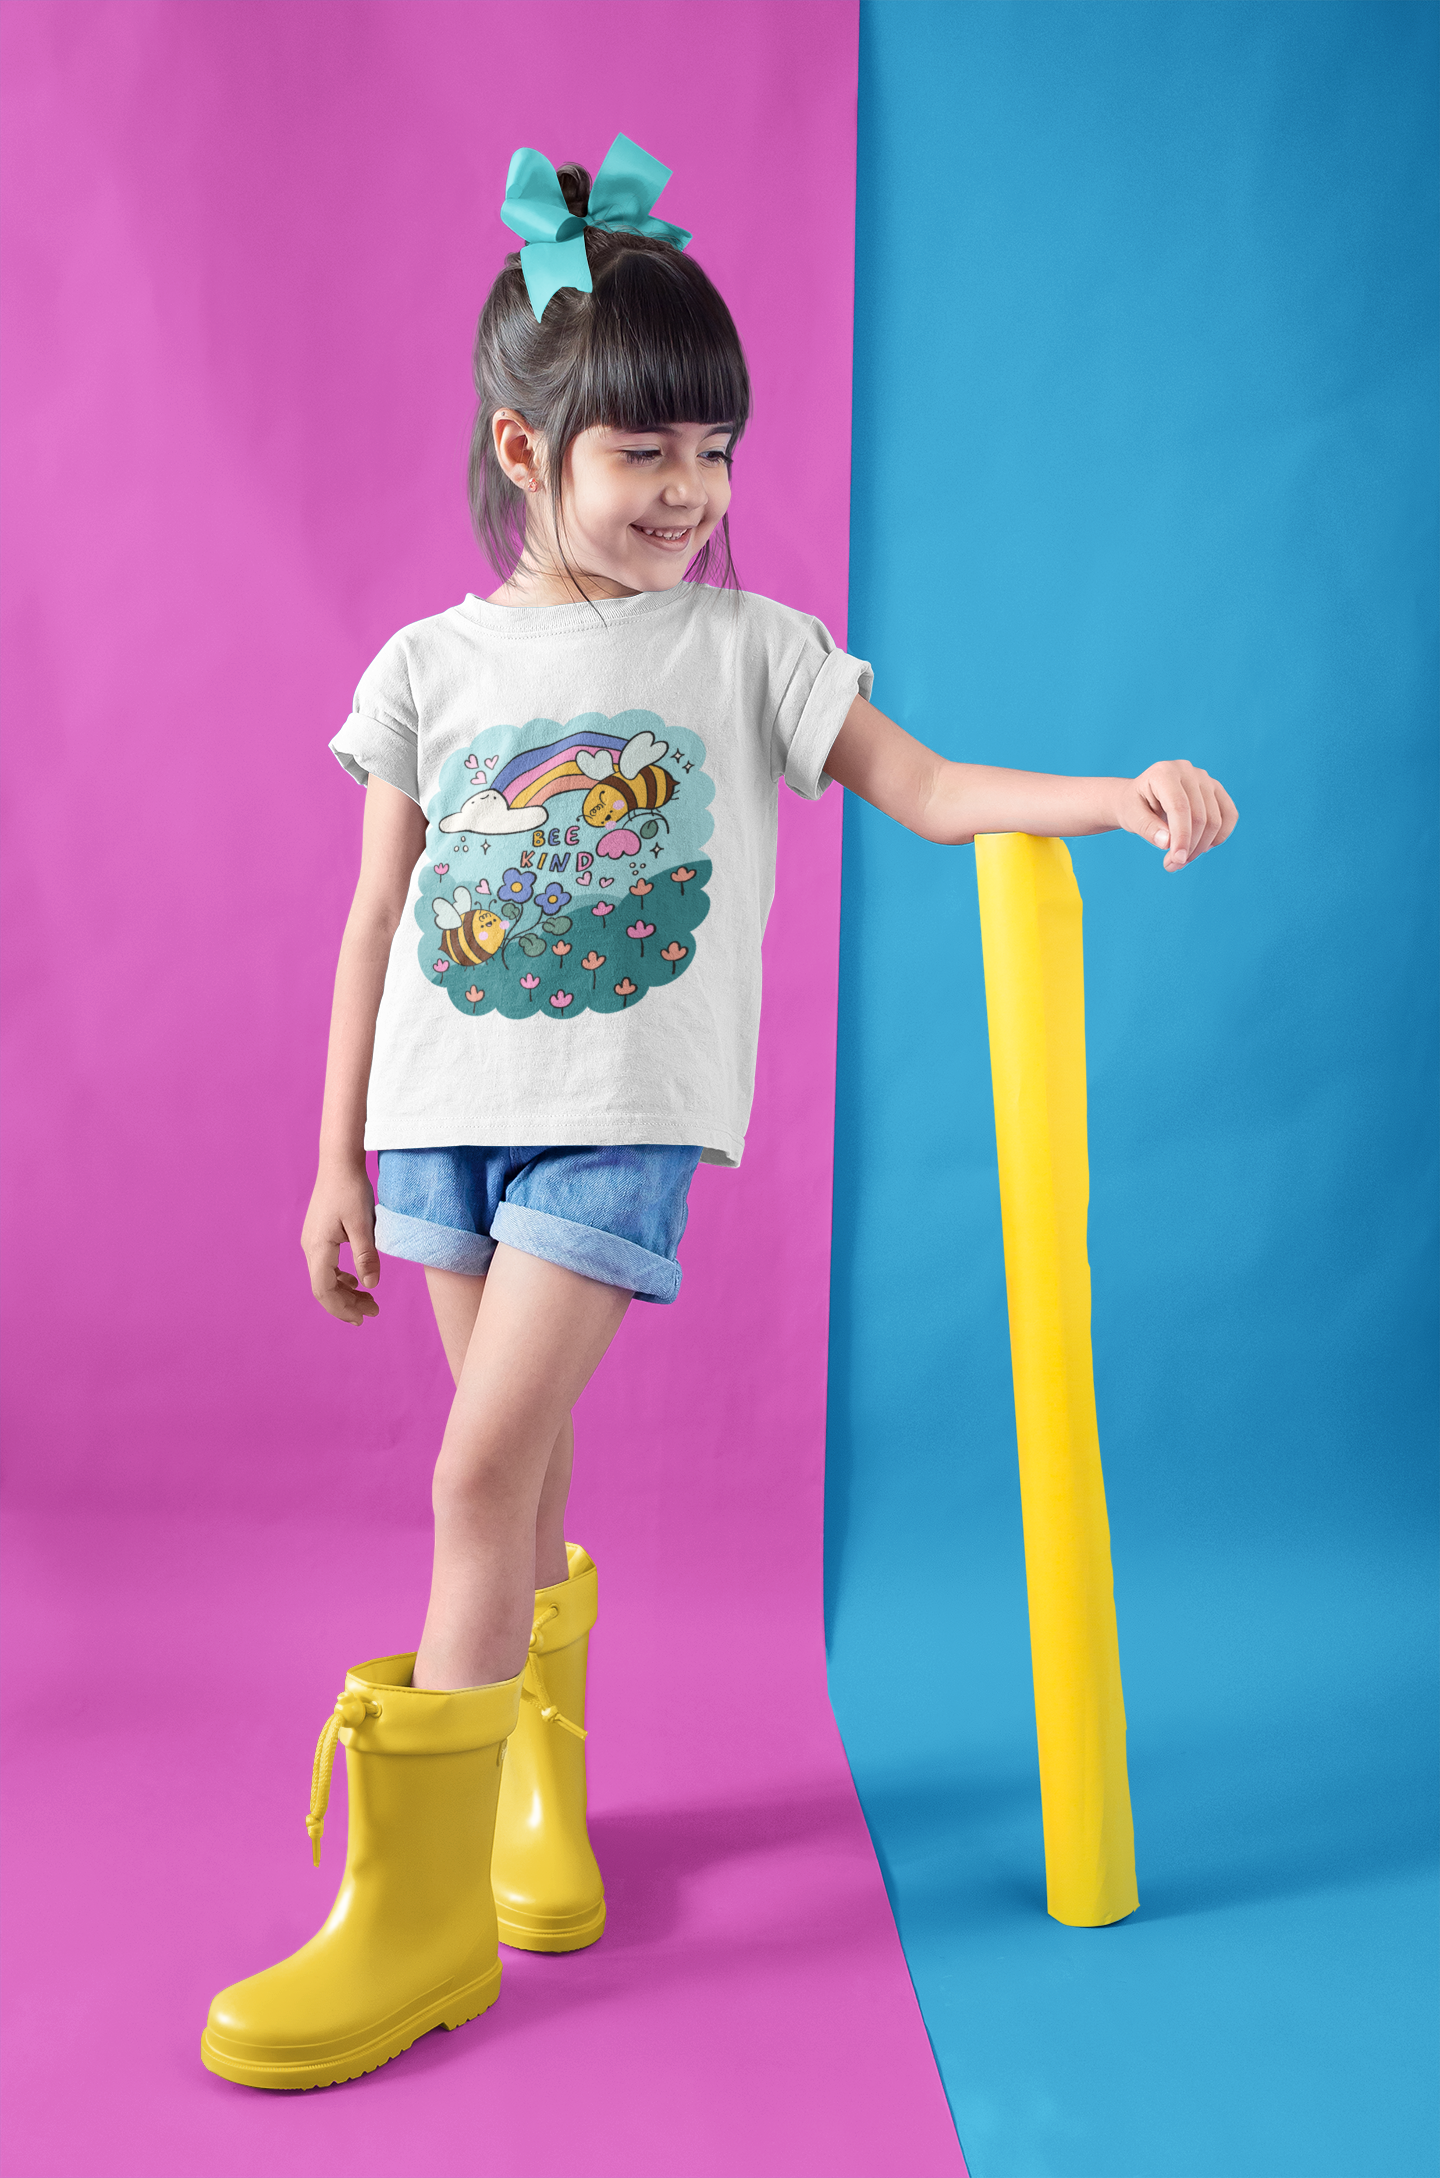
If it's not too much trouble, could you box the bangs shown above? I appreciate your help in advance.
[567,247,750,442]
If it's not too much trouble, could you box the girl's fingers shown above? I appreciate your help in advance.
[346,1222,381,1291]
[1187,776,1220,859]
[1152,772,1194,868]
[325,1272,379,1323]
[1200,776,1226,855]
[1130,761,1238,867]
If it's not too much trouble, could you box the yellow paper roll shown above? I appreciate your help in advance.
[975,833,1138,1927]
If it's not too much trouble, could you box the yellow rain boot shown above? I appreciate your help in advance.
[201,1653,521,2090]
[492,1542,605,1952]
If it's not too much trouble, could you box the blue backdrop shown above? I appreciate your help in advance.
[825,6,1438,2174]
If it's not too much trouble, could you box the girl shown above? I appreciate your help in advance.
[201,136,1237,2091]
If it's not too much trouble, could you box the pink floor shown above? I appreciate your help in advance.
[1,6,964,2171]
[2,1504,963,2178]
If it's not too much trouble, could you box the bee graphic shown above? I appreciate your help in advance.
[432,887,506,966]
[581,764,676,828]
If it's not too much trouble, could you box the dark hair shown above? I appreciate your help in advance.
[469,161,751,589]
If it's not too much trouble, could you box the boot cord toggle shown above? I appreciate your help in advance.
[521,1605,587,1741]
[306,1691,383,1865]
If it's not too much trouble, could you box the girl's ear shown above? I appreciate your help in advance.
[492,408,543,492]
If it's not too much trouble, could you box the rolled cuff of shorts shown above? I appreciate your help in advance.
[491,1202,681,1304]
[374,1204,496,1276]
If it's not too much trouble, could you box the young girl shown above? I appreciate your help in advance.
[201,135,1237,2091]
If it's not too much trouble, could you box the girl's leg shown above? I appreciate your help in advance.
[427,1266,575,1588]
[414,1244,628,1691]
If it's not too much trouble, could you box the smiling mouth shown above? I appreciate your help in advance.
[632,524,694,546]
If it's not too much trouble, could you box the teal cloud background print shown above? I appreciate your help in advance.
[417,710,714,1021]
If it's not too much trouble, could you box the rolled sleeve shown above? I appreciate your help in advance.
[777,643,874,800]
[330,631,421,801]
[329,710,420,801]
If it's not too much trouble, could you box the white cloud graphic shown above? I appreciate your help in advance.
[438,790,547,836]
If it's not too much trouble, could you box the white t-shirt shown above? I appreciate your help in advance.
[330,583,872,1167]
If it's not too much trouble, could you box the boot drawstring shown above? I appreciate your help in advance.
[522,1606,587,1740]
[306,1691,381,1866]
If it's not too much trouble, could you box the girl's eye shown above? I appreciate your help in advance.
[621,449,662,464]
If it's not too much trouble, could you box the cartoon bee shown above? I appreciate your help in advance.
[432,887,506,965]
[581,765,676,828]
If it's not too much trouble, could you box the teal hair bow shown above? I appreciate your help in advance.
[500,133,692,322]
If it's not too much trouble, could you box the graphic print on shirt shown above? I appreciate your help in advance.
[417,710,713,1022]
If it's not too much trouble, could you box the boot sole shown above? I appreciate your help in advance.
[496,1898,606,1953]
[199,1959,502,2091]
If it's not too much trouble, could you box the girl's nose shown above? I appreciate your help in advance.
[661,470,704,508]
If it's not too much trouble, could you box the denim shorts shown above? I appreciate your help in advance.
[373,1144,702,1304]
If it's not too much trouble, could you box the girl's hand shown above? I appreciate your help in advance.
[302,1161,381,1326]
[1116,761,1238,872]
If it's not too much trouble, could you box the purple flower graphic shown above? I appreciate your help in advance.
[626,919,655,958]
[536,883,571,915]
[591,901,615,922]
[549,991,574,1012]
[499,868,535,904]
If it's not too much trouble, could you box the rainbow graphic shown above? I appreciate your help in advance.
[491,733,629,810]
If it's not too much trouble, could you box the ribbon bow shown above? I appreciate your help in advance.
[501,133,691,322]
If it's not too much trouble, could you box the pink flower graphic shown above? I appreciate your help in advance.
[549,990,574,1012]
[596,829,641,860]
[432,957,450,976]
[433,862,450,875]
[464,985,484,1012]
[660,941,688,976]
[520,973,540,1002]
[626,919,655,957]
[591,901,615,921]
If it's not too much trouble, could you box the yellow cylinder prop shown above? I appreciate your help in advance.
[974,832,1138,1927]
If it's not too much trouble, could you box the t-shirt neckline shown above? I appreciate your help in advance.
[457,585,701,639]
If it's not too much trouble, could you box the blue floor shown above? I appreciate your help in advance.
[827,1529,1438,2177]
[826,8,1437,2169]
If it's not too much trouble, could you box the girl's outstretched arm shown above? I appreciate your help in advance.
[824,694,1238,871]
[301,779,428,1324]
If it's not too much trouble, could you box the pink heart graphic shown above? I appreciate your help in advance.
[598,876,613,888]
[484,755,498,769]
[433,863,449,875]
[464,755,479,770]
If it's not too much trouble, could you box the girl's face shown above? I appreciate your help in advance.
[495,414,734,600]
[561,422,733,593]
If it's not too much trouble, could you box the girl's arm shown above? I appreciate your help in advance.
[824,694,1238,870]
[301,779,429,1325]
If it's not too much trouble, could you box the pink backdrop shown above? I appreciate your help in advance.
[0,6,964,2173]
